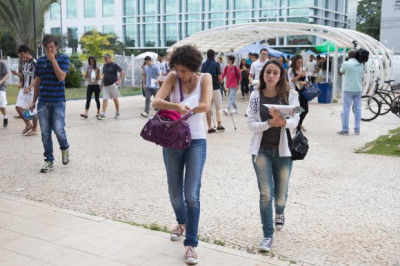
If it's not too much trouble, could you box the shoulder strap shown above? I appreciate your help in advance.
[177,77,183,102]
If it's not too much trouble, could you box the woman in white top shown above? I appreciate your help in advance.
[246,59,300,252]
[152,44,212,265]
[81,56,100,118]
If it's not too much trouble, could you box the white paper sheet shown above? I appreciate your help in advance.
[180,94,199,109]
[263,104,303,118]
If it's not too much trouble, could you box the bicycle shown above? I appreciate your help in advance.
[361,78,394,121]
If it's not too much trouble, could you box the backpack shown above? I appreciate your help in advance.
[223,66,240,81]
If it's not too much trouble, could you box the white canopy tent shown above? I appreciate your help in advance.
[169,22,395,97]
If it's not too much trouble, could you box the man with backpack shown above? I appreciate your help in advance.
[201,49,225,133]
[222,55,241,114]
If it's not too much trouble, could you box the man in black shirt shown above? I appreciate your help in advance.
[200,49,225,133]
[98,54,125,120]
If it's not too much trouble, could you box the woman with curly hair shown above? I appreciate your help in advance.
[246,59,300,252]
[152,44,213,265]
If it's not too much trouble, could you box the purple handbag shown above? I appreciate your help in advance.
[140,78,193,149]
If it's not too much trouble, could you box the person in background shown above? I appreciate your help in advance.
[246,59,300,252]
[0,60,9,128]
[11,45,38,135]
[217,56,227,97]
[279,55,288,71]
[81,56,101,119]
[240,63,250,99]
[157,53,169,87]
[30,34,70,173]
[239,58,247,69]
[141,56,161,117]
[222,54,241,114]
[152,44,213,265]
[306,55,318,84]
[201,49,225,133]
[337,50,363,135]
[246,52,252,65]
[249,48,269,92]
[97,53,125,120]
[288,55,308,132]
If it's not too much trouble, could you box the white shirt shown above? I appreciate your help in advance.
[306,60,318,77]
[249,59,268,81]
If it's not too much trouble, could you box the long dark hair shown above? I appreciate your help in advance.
[290,54,303,75]
[259,59,290,103]
[88,56,97,69]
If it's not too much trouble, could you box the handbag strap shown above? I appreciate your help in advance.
[178,77,183,102]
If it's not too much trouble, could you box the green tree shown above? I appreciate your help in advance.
[0,0,57,50]
[65,53,83,88]
[79,30,125,61]
[356,0,381,40]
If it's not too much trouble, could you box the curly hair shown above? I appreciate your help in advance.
[258,59,290,104]
[169,44,203,72]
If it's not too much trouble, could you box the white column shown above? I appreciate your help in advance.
[326,46,330,82]
[332,46,339,99]
[131,54,135,87]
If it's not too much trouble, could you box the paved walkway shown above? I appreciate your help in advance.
[0,193,286,265]
[0,95,399,265]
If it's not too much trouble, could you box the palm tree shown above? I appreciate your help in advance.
[0,0,56,48]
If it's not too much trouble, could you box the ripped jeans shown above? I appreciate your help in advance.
[252,146,292,238]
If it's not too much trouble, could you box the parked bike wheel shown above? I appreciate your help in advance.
[377,92,393,115]
[361,95,380,121]
[391,95,400,117]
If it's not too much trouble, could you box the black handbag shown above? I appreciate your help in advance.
[286,129,309,160]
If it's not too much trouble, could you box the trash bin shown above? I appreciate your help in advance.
[317,82,332,104]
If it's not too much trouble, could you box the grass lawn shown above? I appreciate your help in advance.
[356,127,400,157]
[5,84,142,105]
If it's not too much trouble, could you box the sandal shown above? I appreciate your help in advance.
[22,126,33,134]
[24,130,38,136]
[80,114,88,119]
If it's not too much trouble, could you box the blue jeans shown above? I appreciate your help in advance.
[162,139,207,247]
[37,101,69,162]
[227,88,238,110]
[252,146,292,238]
[341,91,362,132]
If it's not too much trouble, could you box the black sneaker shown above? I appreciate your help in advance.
[207,128,216,133]
[216,126,225,132]
[3,118,8,128]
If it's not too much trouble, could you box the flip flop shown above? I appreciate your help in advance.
[24,130,38,136]
[22,127,33,134]
[80,114,88,119]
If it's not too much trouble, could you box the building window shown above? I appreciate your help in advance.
[144,24,156,47]
[84,0,96,18]
[210,20,224,28]
[187,0,201,12]
[287,35,313,45]
[67,27,78,50]
[165,0,178,13]
[103,25,115,34]
[234,0,250,9]
[288,0,312,7]
[209,0,225,12]
[50,3,60,20]
[288,8,310,16]
[84,26,96,33]
[67,0,77,19]
[144,0,156,15]
[260,0,277,8]
[165,23,177,46]
[165,15,177,22]
[103,0,114,17]
[124,24,135,46]
[186,22,200,36]
[124,0,134,16]
[50,27,61,35]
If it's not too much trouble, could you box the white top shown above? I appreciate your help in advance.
[306,60,318,77]
[246,89,300,158]
[249,59,268,81]
[157,61,168,75]
[170,74,206,140]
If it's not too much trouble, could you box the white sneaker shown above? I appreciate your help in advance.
[259,237,273,252]
[140,112,149,118]
[223,109,229,115]
[231,108,238,114]
[185,246,199,265]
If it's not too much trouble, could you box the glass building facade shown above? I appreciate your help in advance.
[45,0,352,51]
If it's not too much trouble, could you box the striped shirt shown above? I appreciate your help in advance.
[22,58,36,89]
[35,54,69,102]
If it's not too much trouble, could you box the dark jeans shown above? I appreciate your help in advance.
[297,90,309,130]
[241,79,249,96]
[85,85,100,110]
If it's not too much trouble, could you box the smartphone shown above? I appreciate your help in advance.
[294,106,305,114]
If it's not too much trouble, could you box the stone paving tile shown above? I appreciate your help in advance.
[103,228,148,246]
[4,204,51,219]
[107,245,157,265]
[7,220,71,242]
[0,212,27,229]
[0,248,17,262]
[54,232,100,250]
[141,254,188,266]
[0,255,45,266]
[49,250,101,266]
[80,238,127,257]
[77,221,123,238]
[200,250,248,266]
[0,228,23,243]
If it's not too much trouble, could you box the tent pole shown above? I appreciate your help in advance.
[326,46,330,83]
[332,46,339,100]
